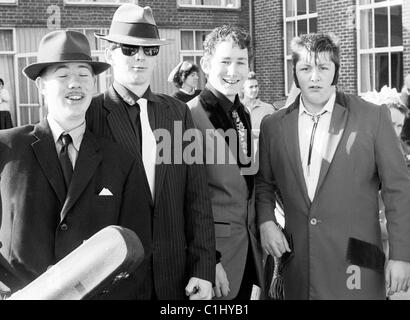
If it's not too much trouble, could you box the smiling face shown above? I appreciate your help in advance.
[243,78,259,100]
[36,62,95,129]
[201,39,249,102]
[106,45,157,92]
[295,49,336,113]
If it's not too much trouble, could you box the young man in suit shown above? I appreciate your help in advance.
[256,33,410,299]
[0,30,152,299]
[86,4,215,300]
[187,25,264,300]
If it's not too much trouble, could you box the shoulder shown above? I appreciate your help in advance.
[339,91,386,119]
[93,134,136,168]
[154,92,190,118]
[0,124,34,144]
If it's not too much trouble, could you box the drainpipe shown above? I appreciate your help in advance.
[248,0,255,71]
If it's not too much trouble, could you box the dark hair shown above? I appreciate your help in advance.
[388,102,409,117]
[0,78,3,86]
[203,24,251,58]
[173,61,200,88]
[291,33,340,88]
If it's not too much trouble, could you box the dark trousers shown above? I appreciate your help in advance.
[234,243,257,300]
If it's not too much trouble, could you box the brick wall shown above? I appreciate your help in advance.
[0,0,248,29]
[253,0,283,105]
[317,0,356,94]
[403,0,410,79]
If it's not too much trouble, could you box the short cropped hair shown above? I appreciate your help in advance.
[173,61,200,88]
[203,24,251,58]
[291,33,340,87]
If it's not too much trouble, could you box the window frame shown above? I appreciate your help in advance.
[64,0,137,6]
[356,0,403,95]
[283,0,318,96]
[0,27,16,54]
[177,0,240,9]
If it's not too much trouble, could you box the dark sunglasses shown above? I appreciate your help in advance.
[113,43,160,57]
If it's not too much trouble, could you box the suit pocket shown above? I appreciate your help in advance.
[92,195,118,216]
[214,222,231,238]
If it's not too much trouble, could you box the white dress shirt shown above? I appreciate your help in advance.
[298,93,336,201]
[47,115,85,169]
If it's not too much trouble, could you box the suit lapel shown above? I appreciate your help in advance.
[31,119,66,204]
[60,129,102,222]
[282,99,311,206]
[314,97,348,199]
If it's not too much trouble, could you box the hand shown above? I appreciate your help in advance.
[185,277,213,300]
[214,262,230,298]
[385,260,410,296]
[0,281,10,300]
[260,220,291,258]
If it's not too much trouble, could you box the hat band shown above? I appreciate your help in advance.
[109,22,160,41]
[38,52,92,63]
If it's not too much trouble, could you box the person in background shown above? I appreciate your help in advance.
[241,71,276,147]
[168,61,202,103]
[0,78,13,129]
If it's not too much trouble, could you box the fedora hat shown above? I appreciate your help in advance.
[23,30,111,81]
[94,4,169,46]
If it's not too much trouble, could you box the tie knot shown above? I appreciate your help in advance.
[137,98,147,114]
[60,133,72,147]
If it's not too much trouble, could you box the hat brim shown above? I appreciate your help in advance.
[23,60,111,81]
[95,33,170,46]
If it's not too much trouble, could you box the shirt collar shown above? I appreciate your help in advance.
[299,91,336,117]
[47,115,85,152]
[113,81,157,105]
[206,82,240,114]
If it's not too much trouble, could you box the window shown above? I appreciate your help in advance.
[180,30,211,89]
[357,0,403,94]
[65,0,136,5]
[283,0,317,95]
[0,0,17,3]
[178,0,240,9]
[0,28,16,123]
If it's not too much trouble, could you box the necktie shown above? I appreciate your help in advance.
[138,98,156,199]
[59,133,73,189]
[231,109,248,157]
[307,111,326,175]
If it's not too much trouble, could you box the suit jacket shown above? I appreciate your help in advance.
[86,86,216,299]
[0,119,152,299]
[188,94,264,300]
[256,92,410,299]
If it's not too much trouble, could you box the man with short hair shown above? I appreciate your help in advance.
[187,25,264,300]
[256,32,410,299]
[86,4,215,300]
[0,30,152,299]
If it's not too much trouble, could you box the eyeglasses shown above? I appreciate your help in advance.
[113,43,160,57]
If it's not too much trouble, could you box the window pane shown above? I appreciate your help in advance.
[391,5,402,47]
[360,9,373,49]
[298,20,307,36]
[179,0,191,4]
[226,0,237,8]
[375,52,388,91]
[391,52,403,91]
[85,29,100,51]
[18,58,28,104]
[183,56,195,62]
[195,31,208,50]
[309,18,317,33]
[297,0,306,15]
[375,7,388,48]
[0,30,14,51]
[181,31,194,50]
[361,54,374,92]
[286,21,296,55]
[286,0,296,17]
[358,0,371,4]
[195,0,221,5]
[309,0,316,13]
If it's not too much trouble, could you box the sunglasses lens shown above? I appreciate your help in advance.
[120,45,139,56]
[143,46,160,56]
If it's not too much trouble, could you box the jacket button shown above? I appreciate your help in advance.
[310,218,318,226]
[60,223,68,231]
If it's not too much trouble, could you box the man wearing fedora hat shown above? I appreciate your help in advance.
[86,4,215,300]
[0,30,152,299]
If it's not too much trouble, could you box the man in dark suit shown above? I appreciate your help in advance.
[0,30,152,299]
[187,25,264,300]
[86,4,215,300]
[256,33,410,299]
